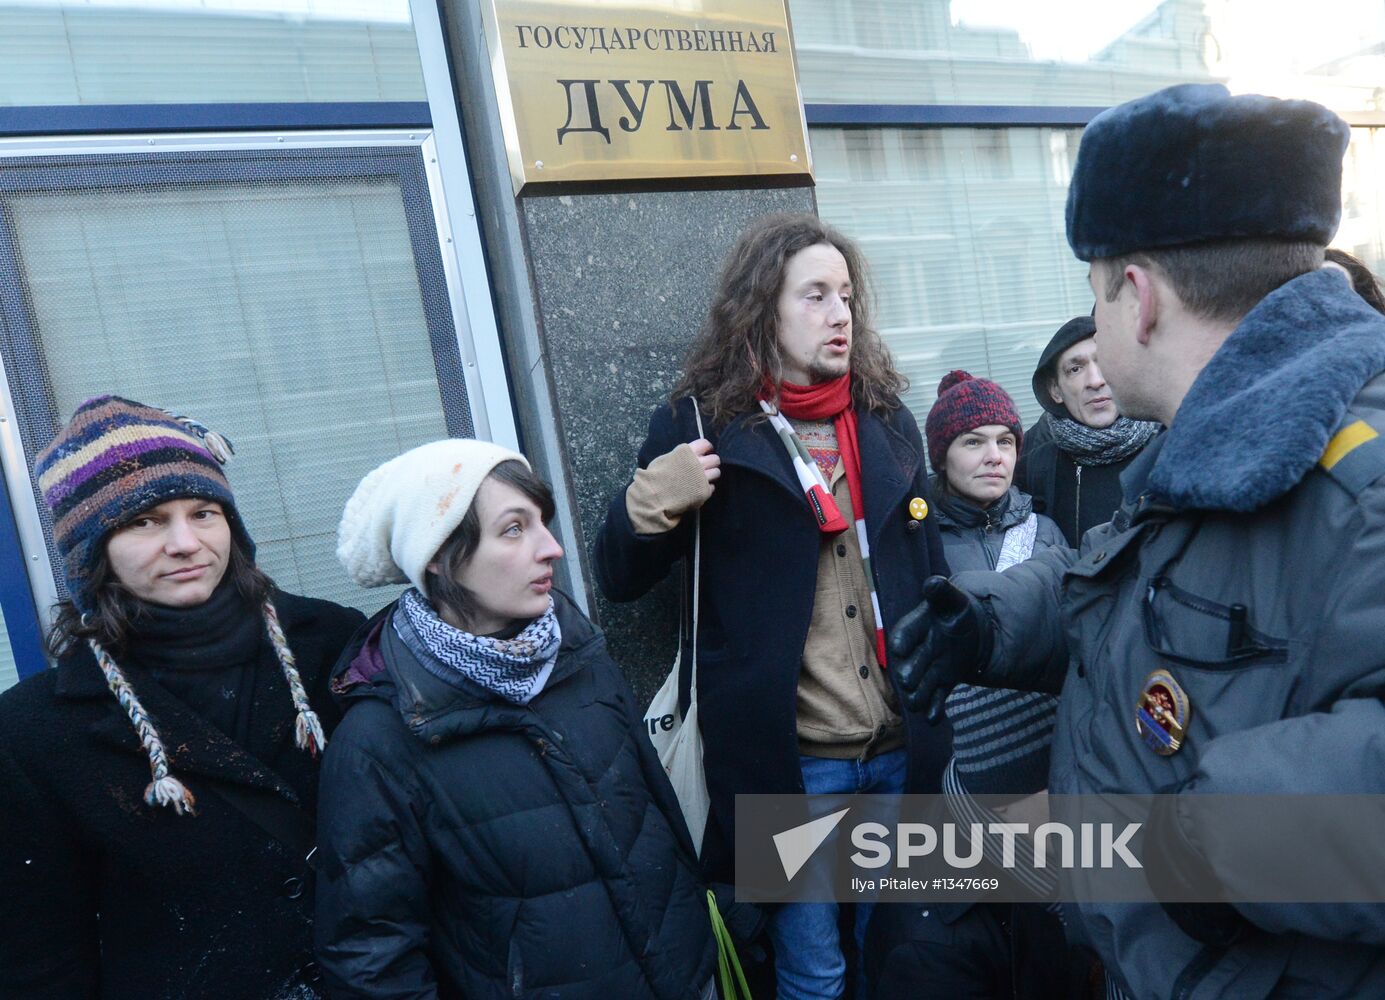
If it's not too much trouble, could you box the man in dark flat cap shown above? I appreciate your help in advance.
[1015,314,1160,546]
[892,83,1385,997]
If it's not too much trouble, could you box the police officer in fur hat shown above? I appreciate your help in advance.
[891,83,1385,997]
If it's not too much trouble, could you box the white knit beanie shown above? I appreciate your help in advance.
[338,439,528,596]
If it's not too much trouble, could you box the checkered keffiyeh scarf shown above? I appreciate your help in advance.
[396,588,560,705]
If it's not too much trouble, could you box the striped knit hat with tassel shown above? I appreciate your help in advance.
[34,395,327,815]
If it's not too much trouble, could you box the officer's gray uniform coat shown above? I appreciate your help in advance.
[953,269,1385,999]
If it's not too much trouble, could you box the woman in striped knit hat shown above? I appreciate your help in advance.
[0,395,364,1000]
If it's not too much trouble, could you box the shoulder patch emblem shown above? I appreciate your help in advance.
[1320,420,1378,470]
[1318,419,1385,497]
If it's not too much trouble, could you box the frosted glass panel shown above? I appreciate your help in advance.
[0,1,424,105]
[813,125,1090,443]
[7,170,453,612]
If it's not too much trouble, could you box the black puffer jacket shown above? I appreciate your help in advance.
[314,591,715,1000]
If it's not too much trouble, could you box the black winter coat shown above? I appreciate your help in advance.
[313,592,715,1000]
[593,398,951,882]
[1012,415,1139,547]
[0,591,365,1000]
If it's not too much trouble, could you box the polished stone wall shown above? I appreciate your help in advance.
[521,187,815,698]
[434,0,815,698]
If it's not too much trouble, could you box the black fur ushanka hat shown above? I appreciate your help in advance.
[1065,83,1350,261]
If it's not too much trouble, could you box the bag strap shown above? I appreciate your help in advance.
[204,781,318,870]
[688,397,703,701]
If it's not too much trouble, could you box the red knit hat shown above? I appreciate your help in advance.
[924,370,1024,472]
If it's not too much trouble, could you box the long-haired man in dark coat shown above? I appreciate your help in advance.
[595,212,949,1000]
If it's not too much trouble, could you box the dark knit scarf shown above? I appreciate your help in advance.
[1045,412,1160,466]
[760,373,887,668]
[122,579,264,746]
[394,588,560,705]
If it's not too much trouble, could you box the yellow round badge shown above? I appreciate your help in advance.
[908,497,929,520]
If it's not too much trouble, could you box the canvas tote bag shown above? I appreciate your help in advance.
[643,398,710,852]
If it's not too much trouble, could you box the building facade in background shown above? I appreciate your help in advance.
[0,0,1381,693]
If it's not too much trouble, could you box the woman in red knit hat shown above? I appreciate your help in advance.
[868,371,1086,999]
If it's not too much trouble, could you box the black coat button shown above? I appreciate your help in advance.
[299,961,322,984]
[845,605,857,618]
[858,665,870,678]
[905,520,919,533]
[282,876,305,900]
[836,544,847,557]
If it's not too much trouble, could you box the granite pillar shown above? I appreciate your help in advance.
[522,187,814,699]
[434,0,815,698]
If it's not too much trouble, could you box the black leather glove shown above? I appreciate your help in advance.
[1143,790,1249,948]
[888,575,995,723]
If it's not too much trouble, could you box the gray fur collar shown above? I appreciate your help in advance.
[1149,268,1385,512]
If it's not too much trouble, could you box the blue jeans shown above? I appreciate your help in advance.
[767,749,907,1000]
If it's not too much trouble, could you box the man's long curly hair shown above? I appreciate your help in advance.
[672,213,905,425]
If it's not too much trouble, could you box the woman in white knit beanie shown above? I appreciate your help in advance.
[315,439,716,1000]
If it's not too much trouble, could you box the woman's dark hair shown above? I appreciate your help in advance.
[1324,247,1385,314]
[46,529,272,657]
[425,460,556,630]
[672,212,905,425]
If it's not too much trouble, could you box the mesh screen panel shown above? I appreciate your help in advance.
[813,125,1385,474]
[813,125,1090,448]
[0,145,474,615]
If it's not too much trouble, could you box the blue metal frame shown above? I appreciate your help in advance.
[0,102,431,138]
[0,459,44,680]
[805,103,1385,129]
[0,206,57,468]
[806,104,1106,127]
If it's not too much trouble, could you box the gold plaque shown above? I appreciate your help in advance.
[479,0,813,191]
